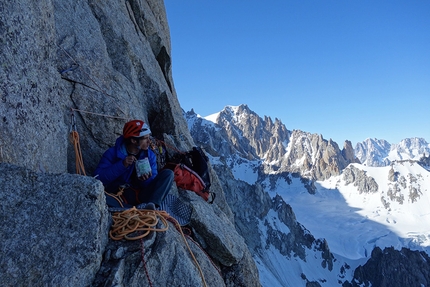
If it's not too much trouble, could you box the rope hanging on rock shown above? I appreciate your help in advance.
[69,108,130,176]
[70,112,86,176]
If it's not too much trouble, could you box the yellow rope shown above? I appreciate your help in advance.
[166,215,208,287]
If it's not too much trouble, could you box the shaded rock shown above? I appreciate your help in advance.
[0,0,193,177]
[183,191,247,267]
[345,246,430,287]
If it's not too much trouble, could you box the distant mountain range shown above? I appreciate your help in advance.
[355,137,430,167]
[185,104,430,287]
[190,104,430,169]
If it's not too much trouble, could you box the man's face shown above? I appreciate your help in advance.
[138,135,151,150]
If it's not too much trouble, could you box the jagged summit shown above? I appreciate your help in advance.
[205,104,283,126]
[188,104,358,181]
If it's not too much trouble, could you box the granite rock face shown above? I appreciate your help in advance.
[1,0,192,175]
[0,163,109,287]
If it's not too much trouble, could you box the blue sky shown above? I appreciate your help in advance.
[164,1,430,146]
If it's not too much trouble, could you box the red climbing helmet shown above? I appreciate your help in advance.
[123,120,151,139]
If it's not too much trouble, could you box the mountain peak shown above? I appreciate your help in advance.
[190,104,358,180]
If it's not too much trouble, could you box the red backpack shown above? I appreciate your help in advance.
[173,164,210,201]
[165,147,215,203]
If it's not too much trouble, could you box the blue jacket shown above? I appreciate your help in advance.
[94,136,158,193]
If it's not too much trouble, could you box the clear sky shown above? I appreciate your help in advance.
[164,1,430,146]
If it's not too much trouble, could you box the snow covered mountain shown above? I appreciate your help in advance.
[186,104,430,287]
[355,137,430,167]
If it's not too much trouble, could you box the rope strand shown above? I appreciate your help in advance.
[140,239,154,287]
[71,107,129,120]
[166,216,208,287]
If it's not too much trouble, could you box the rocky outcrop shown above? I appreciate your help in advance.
[0,162,260,287]
[0,163,109,287]
[217,105,290,162]
[342,165,378,194]
[283,130,353,180]
[418,154,430,171]
[355,138,391,167]
[342,140,361,164]
[94,188,256,287]
[344,246,430,287]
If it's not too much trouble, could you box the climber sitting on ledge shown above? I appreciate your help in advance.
[94,120,174,209]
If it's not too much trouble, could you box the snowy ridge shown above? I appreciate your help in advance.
[389,137,430,161]
[205,105,245,124]
[185,110,219,132]
[204,111,220,123]
[226,154,261,185]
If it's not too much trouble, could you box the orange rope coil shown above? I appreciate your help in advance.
[109,208,169,241]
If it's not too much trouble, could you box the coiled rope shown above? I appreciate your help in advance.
[110,208,207,287]
[109,208,169,240]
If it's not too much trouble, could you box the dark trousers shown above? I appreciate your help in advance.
[107,169,174,208]
[138,169,174,207]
